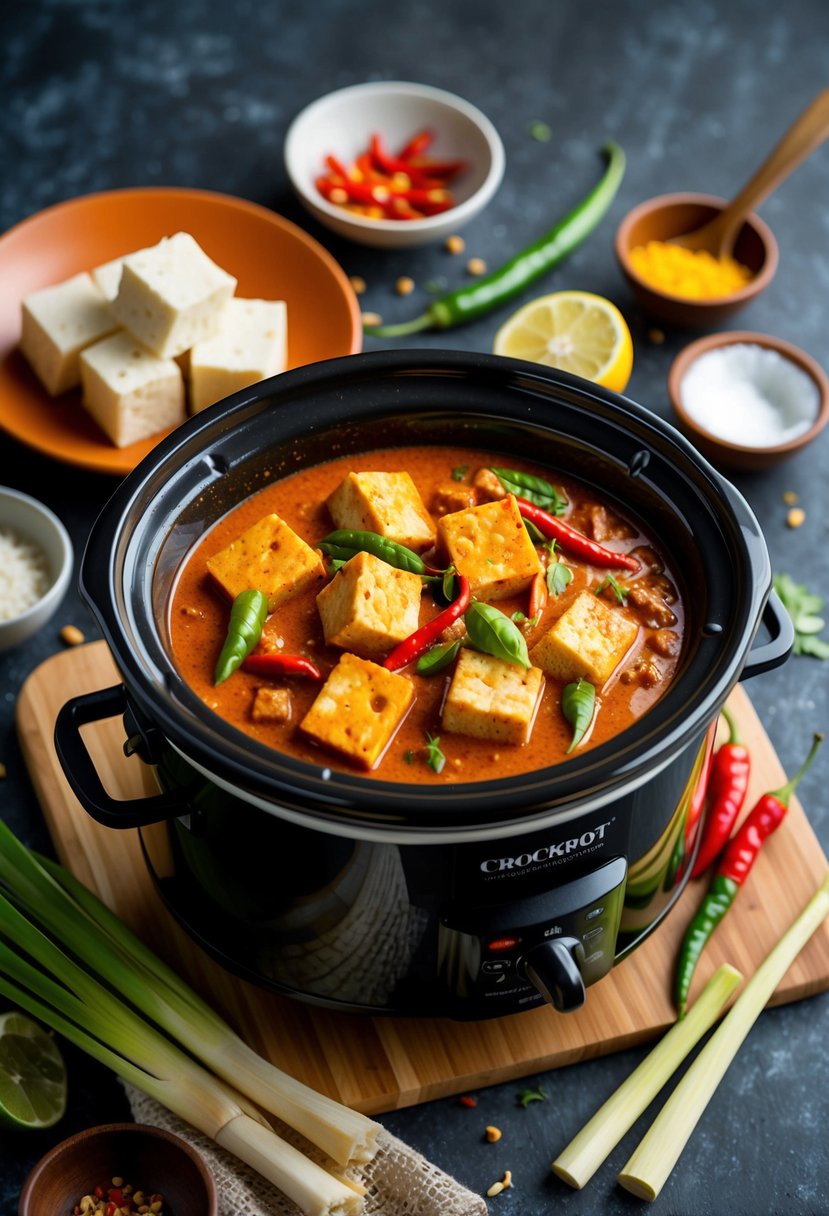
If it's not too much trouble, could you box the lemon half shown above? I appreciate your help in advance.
[493,290,634,394]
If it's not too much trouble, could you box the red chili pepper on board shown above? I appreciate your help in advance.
[675,731,823,1016]
[514,498,640,571]
[242,654,322,680]
[691,705,751,878]
[383,575,471,672]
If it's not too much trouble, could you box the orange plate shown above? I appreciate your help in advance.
[0,187,362,476]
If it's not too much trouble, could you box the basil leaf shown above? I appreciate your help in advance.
[562,679,596,753]
[464,601,530,668]
[452,465,469,481]
[416,640,462,676]
[773,572,829,661]
[547,559,573,597]
[424,732,446,774]
[490,467,568,515]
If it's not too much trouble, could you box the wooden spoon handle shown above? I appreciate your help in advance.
[718,88,829,246]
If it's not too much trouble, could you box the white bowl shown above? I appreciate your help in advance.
[284,81,506,248]
[0,487,73,650]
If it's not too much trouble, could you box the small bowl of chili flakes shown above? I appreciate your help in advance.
[284,80,506,248]
[18,1122,217,1216]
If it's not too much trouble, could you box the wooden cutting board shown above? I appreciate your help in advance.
[15,641,829,1114]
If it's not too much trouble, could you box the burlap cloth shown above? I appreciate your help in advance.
[126,1086,487,1216]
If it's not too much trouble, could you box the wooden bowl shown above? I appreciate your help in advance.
[668,331,829,470]
[615,192,778,328]
[18,1122,217,1216]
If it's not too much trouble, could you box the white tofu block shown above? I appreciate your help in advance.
[91,257,126,302]
[110,232,236,358]
[80,331,185,448]
[442,649,545,745]
[188,298,288,413]
[20,273,119,396]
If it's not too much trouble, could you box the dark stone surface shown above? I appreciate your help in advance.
[1,1,828,1212]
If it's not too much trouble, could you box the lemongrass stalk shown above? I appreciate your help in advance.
[0,965,362,1215]
[619,872,829,1202]
[552,963,742,1189]
[0,829,381,1166]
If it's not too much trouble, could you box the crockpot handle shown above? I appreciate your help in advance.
[741,589,795,679]
[54,685,188,829]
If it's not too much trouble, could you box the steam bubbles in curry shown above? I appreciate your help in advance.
[170,447,685,783]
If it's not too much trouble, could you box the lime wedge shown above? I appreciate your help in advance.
[0,1011,67,1129]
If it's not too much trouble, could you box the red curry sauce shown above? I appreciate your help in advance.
[169,446,685,783]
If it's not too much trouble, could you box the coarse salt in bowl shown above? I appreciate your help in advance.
[0,487,73,650]
[284,81,506,248]
[668,331,829,470]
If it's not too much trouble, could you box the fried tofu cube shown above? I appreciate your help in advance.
[327,471,436,552]
[111,232,236,358]
[442,648,545,745]
[437,494,542,601]
[251,686,292,723]
[20,272,119,395]
[530,590,639,686]
[316,550,422,660]
[206,513,325,612]
[300,652,414,769]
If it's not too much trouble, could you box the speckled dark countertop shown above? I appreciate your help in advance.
[1,2,828,1213]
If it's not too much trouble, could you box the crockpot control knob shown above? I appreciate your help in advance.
[520,937,586,1012]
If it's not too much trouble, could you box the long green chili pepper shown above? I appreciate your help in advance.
[562,678,596,753]
[214,589,268,684]
[363,142,626,337]
[464,601,530,668]
[675,731,823,1017]
[490,468,568,515]
[318,529,430,575]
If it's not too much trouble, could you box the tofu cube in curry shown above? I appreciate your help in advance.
[251,686,292,724]
[442,648,545,745]
[316,550,422,660]
[206,513,325,612]
[437,494,542,601]
[530,590,638,687]
[300,652,414,769]
[327,471,436,552]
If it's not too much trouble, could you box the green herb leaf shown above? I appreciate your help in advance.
[517,1084,548,1107]
[452,466,469,482]
[594,573,629,605]
[562,678,596,753]
[546,542,574,597]
[523,516,547,544]
[490,467,568,515]
[416,640,462,676]
[464,601,530,667]
[529,121,552,143]
[773,573,829,660]
[511,611,540,627]
[424,733,446,774]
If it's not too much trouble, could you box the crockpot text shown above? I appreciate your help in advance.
[480,822,612,873]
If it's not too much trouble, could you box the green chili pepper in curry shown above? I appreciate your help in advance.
[214,589,268,685]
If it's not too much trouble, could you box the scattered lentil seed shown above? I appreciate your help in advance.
[787,507,806,528]
[467,257,487,276]
[648,327,666,344]
[361,311,383,328]
[60,624,85,646]
[445,234,465,254]
[487,1181,505,1197]
[485,1124,502,1142]
[782,490,799,505]
[349,275,367,294]
[395,275,415,296]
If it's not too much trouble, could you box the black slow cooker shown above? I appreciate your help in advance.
[55,352,792,1019]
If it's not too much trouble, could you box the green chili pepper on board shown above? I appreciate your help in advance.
[214,589,268,685]
[318,529,429,575]
[363,142,625,337]
[464,601,530,668]
[562,678,596,753]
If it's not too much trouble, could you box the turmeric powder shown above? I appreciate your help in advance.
[629,241,752,300]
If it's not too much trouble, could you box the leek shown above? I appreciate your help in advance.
[0,822,380,1169]
[552,963,742,1189]
[0,823,389,1215]
[618,871,829,1202]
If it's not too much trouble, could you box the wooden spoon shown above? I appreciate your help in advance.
[671,88,829,256]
